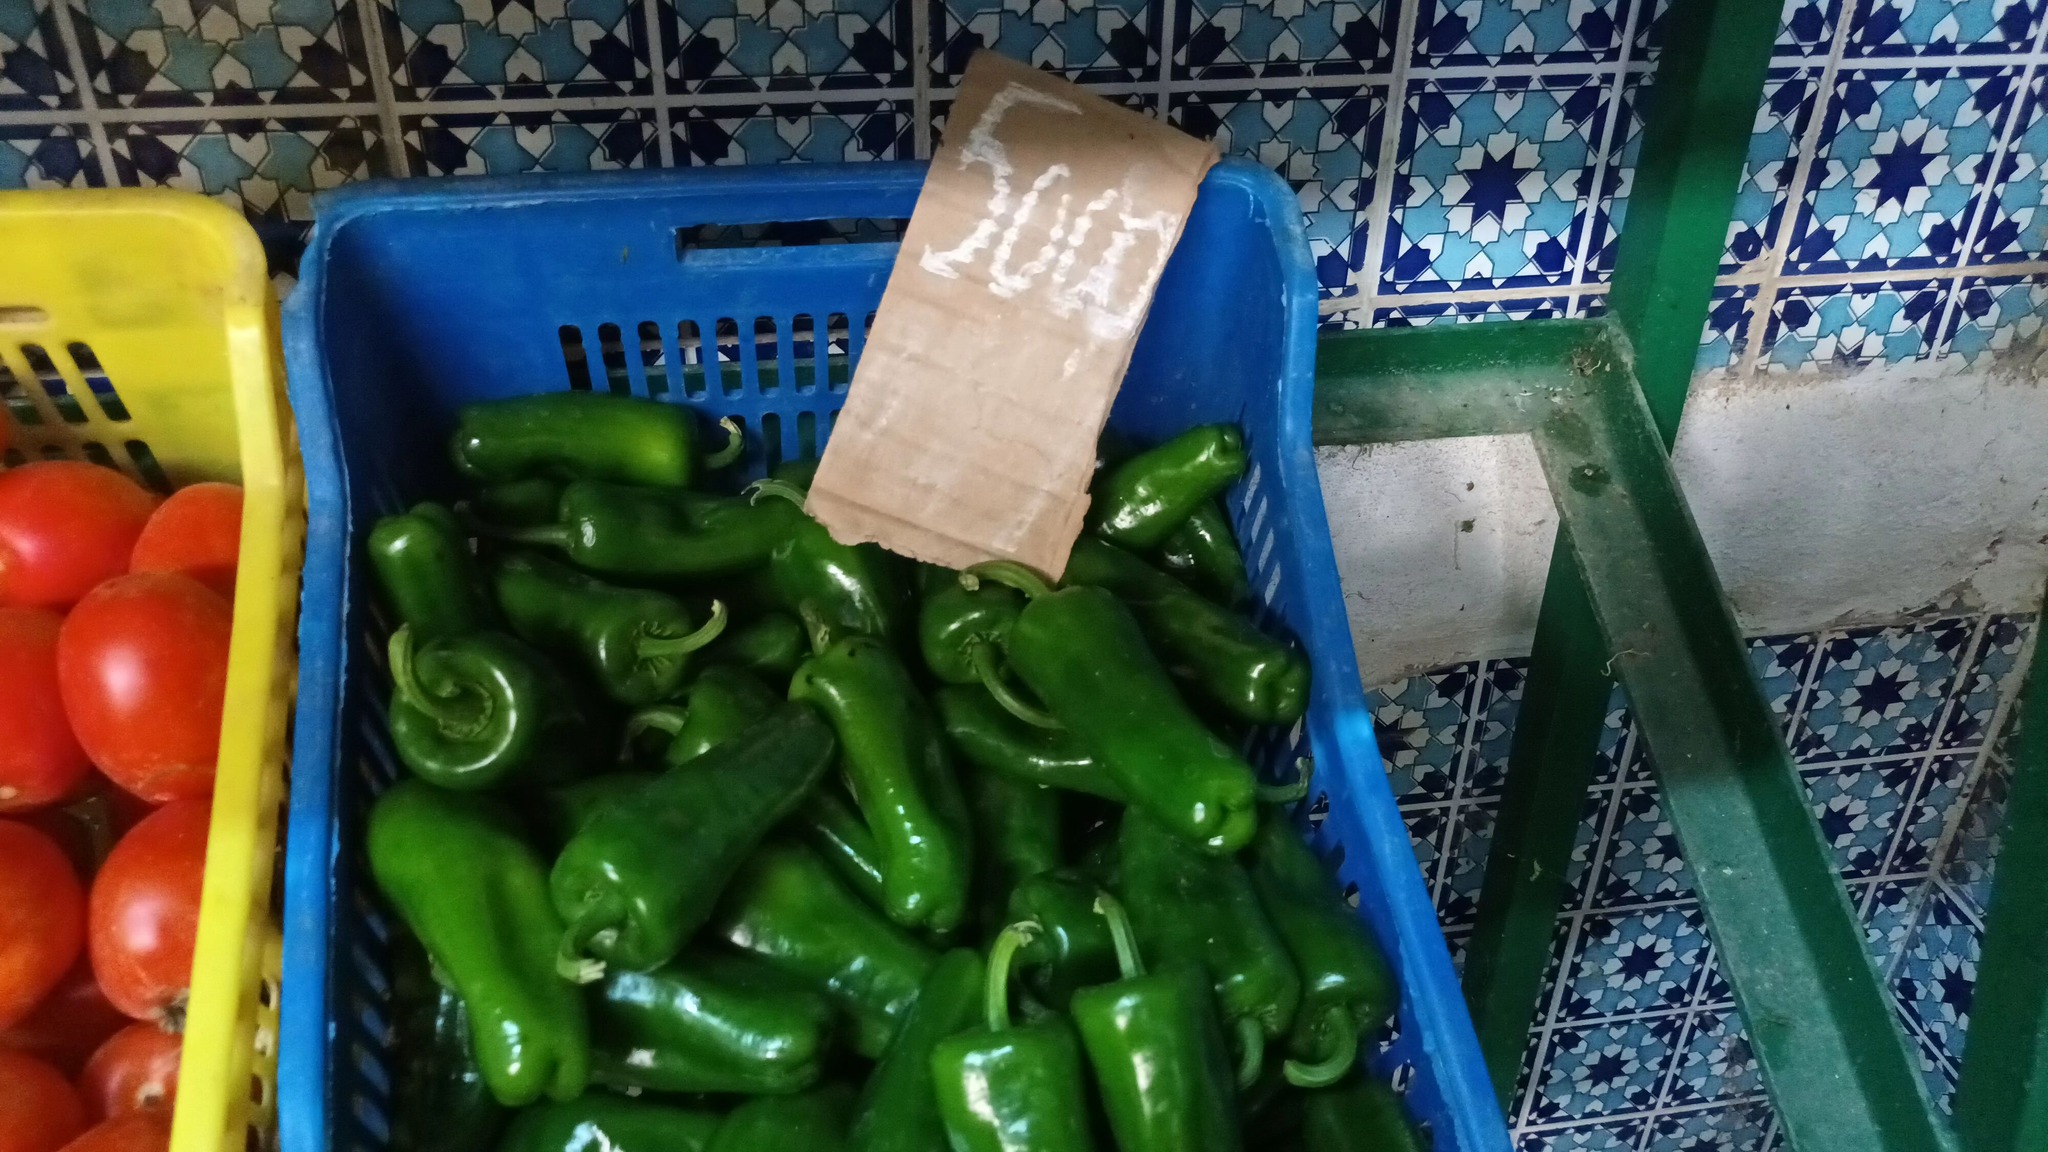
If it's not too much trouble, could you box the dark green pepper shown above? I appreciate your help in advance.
[369,503,495,640]
[625,664,782,768]
[1006,870,1118,1011]
[494,551,728,706]
[390,934,506,1152]
[1063,538,1308,726]
[797,786,889,912]
[749,480,912,648]
[1157,499,1251,607]
[385,626,586,792]
[711,839,939,1059]
[1071,895,1241,1152]
[496,480,803,581]
[1119,810,1300,1087]
[790,636,973,934]
[916,577,1059,729]
[1087,425,1246,550]
[539,773,651,849]
[591,948,835,1095]
[971,565,1259,854]
[552,704,837,979]
[847,948,986,1152]
[451,392,741,488]
[706,611,809,685]
[960,759,1061,937]
[930,924,1099,1152]
[467,478,564,531]
[934,685,1123,801]
[497,1094,724,1152]
[1246,811,1395,1088]
[707,1084,856,1152]
[367,780,589,1106]
[1299,1078,1427,1152]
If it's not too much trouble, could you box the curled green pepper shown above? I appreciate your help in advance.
[385,626,585,792]
[1006,869,1118,1011]
[935,685,1123,801]
[450,392,741,488]
[494,551,727,706]
[624,663,782,769]
[750,480,912,648]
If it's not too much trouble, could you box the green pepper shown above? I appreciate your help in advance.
[539,773,651,849]
[749,480,912,648]
[916,578,1060,728]
[1246,811,1395,1088]
[495,480,804,581]
[706,611,809,685]
[494,551,728,706]
[711,839,939,1058]
[971,565,1258,854]
[797,786,889,912]
[553,704,837,979]
[1071,895,1241,1152]
[960,759,1061,937]
[389,935,506,1152]
[498,1094,725,1152]
[790,636,973,934]
[1062,539,1307,726]
[385,626,586,792]
[1299,1078,1426,1152]
[467,478,564,531]
[930,924,1100,1152]
[1120,809,1300,1087]
[591,947,835,1095]
[707,1084,857,1152]
[1006,870,1118,1011]
[1087,425,1246,551]
[1157,499,1250,608]
[625,664,782,768]
[450,392,741,488]
[368,780,589,1106]
[934,685,1124,802]
[369,503,495,641]
[847,948,985,1152]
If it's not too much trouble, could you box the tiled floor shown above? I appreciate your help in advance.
[1365,612,2037,1148]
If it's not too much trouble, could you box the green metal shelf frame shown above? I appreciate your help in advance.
[1308,0,2037,1148]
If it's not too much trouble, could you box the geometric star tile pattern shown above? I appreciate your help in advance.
[68,0,372,106]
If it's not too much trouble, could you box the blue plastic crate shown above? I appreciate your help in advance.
[277,159,1508,1152]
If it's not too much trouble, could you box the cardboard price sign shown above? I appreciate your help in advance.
[806,50,1217,576]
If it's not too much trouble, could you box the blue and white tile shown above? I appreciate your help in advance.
[108,117,382,224]
[1384,74,1612,293]
[1863,876,1925,969]
[1942,753,2008,918]
[1890,753,1976,875]
[1437,800,1496,927]
[1787,66,2014,274]
[1731,69,1822,274]
[1554,903,1709,1021]
[1579,75,1638,281]
[67,0,372,107]
[1368,663,1480,802]
[1890,884,1979,1058]
[1664,1009,1763,1105]
[1595,785,1694,907]
[381,0,652,100]
[1528,1013,1686,1122]
[1171,0,1393,81]
[1761,278,1947,373]
[0,124,101,188]
[1169,87,1382,300]
[663,0,908,93]
[1800,755,1919,878]
[932,0,1159,86]
[1370,294,1576,326]
[1410,0,1634,68]
[1750,632,1817,729]
[678,99,911,164]
[1971,74,2048,264]
[1792,619,1973,763]
[1517,1118,1646,1152]
[1940,276,2048,366]
[927,89,1155,148]
[2,0,75,109]
[1404,803,1453,890]
[402,108,656,175]
[1635,0,1842,59]
[1940,615,2033,749]
[1643,1099,1776,1151]
[1464,657,1528,797]
[1846,0,2043,57]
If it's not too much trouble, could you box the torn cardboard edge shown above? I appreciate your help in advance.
[806,49,1218,577]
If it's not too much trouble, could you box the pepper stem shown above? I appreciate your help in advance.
[960,561,1054,600]
[1256,758,1315,804]
[638,600,729,658]
[387,626,488,733]
[705,417,745,470]
[1281,1008,1359,1088]
[556,905,614,985]
[969,641,1063,730]
[986,921,1039,1033]
[746,478,808,509]
[1093,893,1145,979]
[1233,1015,1267,1089]
[621,704,688,761]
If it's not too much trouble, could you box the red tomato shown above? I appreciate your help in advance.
[0,821,85,1030]
[0,1050,87,1152]
[0,961,127,1077]
[88,801,208,1025]
[0,462,157,611]
[0,608,91,813]
[129,483,242,602]
[54,1114,168,1152]
[58,574,231,803]
[79,1024,180,1121]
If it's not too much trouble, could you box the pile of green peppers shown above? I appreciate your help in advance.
[363,392,1426,1152]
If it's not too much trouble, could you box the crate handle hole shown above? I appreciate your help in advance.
[0,307,49,328]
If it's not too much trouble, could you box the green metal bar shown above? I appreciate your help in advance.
[1955,636,2048,1152]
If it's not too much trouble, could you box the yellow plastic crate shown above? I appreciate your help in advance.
[0,190,302,1152]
